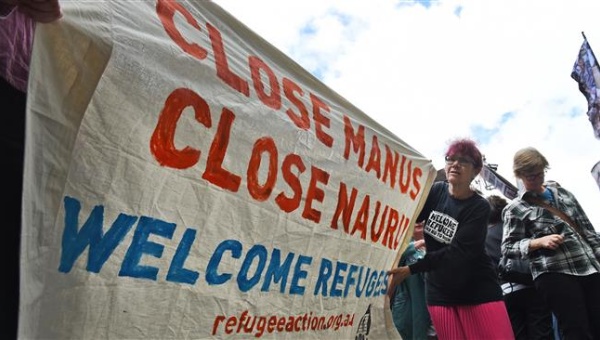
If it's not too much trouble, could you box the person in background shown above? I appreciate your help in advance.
[1,0,62,338]
[485,195,553,340]
[390,223,437,340]
[387,138,514,340]
[502,147,600,340]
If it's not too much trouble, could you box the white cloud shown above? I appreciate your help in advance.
[215,0,600,226]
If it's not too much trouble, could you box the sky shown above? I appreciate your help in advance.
[213,0,600,227]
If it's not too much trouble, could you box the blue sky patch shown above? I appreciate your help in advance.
[454,6,463,17]
[471,111,514,144]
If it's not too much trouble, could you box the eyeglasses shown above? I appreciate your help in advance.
[445,155,475,167]
[522,171,545,181]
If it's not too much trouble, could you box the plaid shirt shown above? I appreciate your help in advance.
[501,182,600,280]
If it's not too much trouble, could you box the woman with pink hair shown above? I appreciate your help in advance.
[388,138,513,339]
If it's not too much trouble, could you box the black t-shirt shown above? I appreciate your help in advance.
[409,182,502,306]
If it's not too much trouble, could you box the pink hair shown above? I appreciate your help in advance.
[445,138,483,169]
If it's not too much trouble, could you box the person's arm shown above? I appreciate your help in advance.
[562,187,596,233]
[388,199,489,298]
[557,187,600,259]
[1,0,61,23]
[386,184,437,299]
[386,266,410,300]
[502,201,563,258]
[0,0,16,17]
[501,203,532,258]
[528,235,563,251]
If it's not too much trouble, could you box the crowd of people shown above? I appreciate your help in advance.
[486,194,554,340]
[388,142,600,340]
[4,2,599,340]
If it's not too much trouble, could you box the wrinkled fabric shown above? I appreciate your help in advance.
[20,1,436,338]
[0,6,35,93]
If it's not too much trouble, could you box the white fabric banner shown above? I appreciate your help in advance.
[480,165,517,200]
[20,1,436,338]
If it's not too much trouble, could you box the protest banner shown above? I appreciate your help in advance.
[20,1,436,338]
[480,164,518,200]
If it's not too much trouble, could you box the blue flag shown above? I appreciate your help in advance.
[571,36,600,139]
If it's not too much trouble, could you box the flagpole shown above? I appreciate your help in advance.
[582,31,587,40]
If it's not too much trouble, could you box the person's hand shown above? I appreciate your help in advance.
[413,221,424,241]
[17,0,61,23]
[539,234,564,250]
[414,239,426,250]
[532,234,564,251]
[386,266,411,300]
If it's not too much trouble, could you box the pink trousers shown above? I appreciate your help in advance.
[428,301,514,340]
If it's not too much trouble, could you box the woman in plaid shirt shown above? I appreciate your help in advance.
[502,147,600,340]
